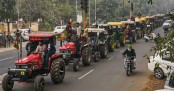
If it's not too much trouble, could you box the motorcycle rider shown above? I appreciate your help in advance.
[122,45,136,69]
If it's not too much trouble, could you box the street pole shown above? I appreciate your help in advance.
[123,0,124,16]
[88,0,91,27]
[76,0,78,20]
[130,0,133,18]
[95,0,96,23]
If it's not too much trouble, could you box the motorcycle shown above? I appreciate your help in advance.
[144,33,156,42]
[124,57,135,76]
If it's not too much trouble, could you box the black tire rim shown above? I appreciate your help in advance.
[155,69,163,79]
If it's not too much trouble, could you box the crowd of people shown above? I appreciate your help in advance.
[0,31,13,48]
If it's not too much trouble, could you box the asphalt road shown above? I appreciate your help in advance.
[0,27,164,91]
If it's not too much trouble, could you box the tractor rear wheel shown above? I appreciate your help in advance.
[100,44,108,58]
[2,75,14,91]
[82,47,91,66]
[34,75,45,91]
[50,58,65,84]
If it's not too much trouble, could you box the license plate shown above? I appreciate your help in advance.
[20,72,25,76]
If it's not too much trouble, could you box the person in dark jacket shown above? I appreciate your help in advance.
[26,41,35,56]
[44,42,56,68]
[122,45,136,69]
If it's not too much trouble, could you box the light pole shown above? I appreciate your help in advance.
[95,0,96,22]
[130,0,134,18]
[76,0,78,19]
[88,0,91,27]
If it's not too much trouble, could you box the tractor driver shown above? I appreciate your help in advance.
[35,41,47,63]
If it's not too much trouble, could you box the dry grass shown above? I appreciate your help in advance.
[140,75,165,91]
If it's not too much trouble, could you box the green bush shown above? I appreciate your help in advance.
[39,22,53,31]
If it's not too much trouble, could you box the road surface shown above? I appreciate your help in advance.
[0,27,164,91]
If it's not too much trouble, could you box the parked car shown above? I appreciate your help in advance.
[162,20,172,28]
[11,29,31,41]
[54,25,66,34]
[148,50,174,79]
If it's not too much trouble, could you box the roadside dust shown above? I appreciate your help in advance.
[140,75,165,91]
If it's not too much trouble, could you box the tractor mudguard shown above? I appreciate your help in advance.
[50,54,63,61]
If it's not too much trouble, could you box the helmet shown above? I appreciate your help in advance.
[128,44,132,49]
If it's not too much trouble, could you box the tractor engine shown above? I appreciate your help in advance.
[8,54,42,81]
[59,42,76,55]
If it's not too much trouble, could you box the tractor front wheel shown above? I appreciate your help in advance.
[34,75,45,91]
[73,58,79,72]
[100,44,108,58]
[82,47,91,66]
[50,58,65,84]
[2,75,14,91]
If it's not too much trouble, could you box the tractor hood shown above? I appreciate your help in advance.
[59,42,75,50]
[15,54,41,64]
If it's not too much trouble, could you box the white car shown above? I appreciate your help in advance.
[11,29,31,41]
[54,26,66,34]
[162,20,172,27]
[148,50,174,79]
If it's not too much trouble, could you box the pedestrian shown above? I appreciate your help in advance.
[76,22,82,38]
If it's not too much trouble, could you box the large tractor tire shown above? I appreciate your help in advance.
[120,36,126,46]
[82,47,91,66]
[115,40,121,48]
[50,58,65,84]
[34,75,45,91]
[2,75,14,91]
[94,52,99,62]
[108,39,115,52]
[73,58,79,72]
[100,44,108,58]
[132,35,136,43]
[129,37,133,44]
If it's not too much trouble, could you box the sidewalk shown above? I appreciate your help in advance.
[0,42,28,53]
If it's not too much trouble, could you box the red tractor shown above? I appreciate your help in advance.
[59,33,91,71]
[2,32,65,91]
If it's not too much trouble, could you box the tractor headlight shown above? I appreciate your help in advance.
[70,51,74,54]
[32,65,38,70]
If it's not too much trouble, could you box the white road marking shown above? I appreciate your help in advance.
[78,69,94,80]
[120,50,124,53]
[0,57,15,62]
[108,57,113,61]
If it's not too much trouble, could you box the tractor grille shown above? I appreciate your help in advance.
[59,50,71,54]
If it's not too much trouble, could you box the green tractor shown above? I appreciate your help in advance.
[107,22,126,47]
[97,24,115,52]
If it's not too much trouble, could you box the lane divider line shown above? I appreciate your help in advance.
[108,57,113,61]
[120,50,124,53]
[78,69,94,80]
[0,57,15,62]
